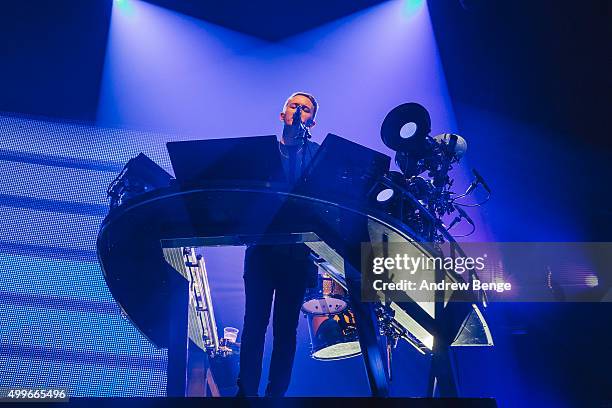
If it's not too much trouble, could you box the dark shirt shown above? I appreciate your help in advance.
[279,140,319,184]
[244,139,320,286]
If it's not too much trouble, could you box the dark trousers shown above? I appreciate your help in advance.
[237,246,314,397]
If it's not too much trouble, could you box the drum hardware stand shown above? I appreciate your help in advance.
[375,304,399,382]
[374,155,488,397]
[374,303,431,382]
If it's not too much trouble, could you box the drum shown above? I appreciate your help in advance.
[305,310,362,361]
[302,272,348,315]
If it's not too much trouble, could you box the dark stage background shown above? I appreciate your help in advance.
[0,0,610,406]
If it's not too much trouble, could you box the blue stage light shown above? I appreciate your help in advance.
[113,0,132,12]
[404,0,425,17]
[376,188,395,202]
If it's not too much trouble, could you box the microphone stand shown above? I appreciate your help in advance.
[425,134,458,236]
[432,134,457,189]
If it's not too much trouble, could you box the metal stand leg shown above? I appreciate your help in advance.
[386,336,397,383]
[166,269,190,397]
[427,340,459,397]
[344,258,389,397]
[427,266,459,397]
[186,340,208,397]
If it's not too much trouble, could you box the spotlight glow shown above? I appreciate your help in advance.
[404,0,425,18]
[585,275,599,287]
[114,0,132,13]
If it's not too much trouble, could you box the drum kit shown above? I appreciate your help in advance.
[301,268,422,363]
[302,271,362,361]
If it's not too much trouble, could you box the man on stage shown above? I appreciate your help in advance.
[236,92,320,397]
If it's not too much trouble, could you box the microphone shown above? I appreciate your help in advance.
[291,105,312,141]
[472,168,491,193]
[464,168,491,195]
[447,215,462,230]
[433,133,467,159]
[454,204,475,226]
[292,105,302,128]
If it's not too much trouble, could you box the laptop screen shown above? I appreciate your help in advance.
[296,133,391,202]
[166,135,286,186]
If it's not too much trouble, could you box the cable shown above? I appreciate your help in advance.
[453,191,491,207]
[449,220,476,237]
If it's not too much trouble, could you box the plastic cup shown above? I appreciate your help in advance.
[224,327,239,343]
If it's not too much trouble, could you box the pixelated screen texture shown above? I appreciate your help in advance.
[0,114,171,396]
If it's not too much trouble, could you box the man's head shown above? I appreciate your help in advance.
[280,92,318,129]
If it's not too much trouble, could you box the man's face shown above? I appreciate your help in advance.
[280,94,316,128]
